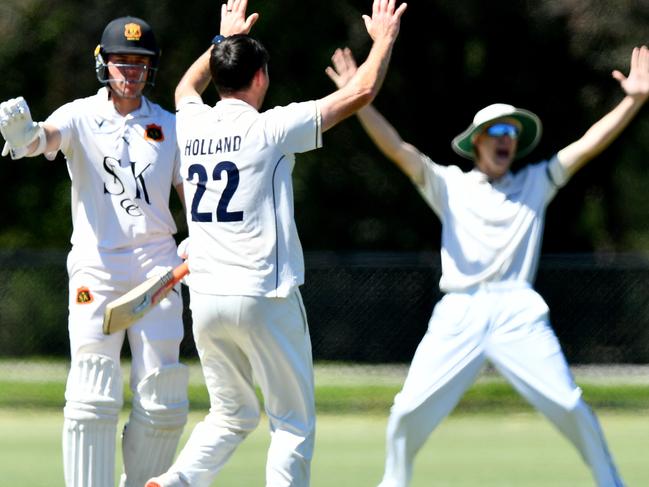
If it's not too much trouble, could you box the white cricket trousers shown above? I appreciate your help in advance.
[67,238,184,381]
[64,238,186,487]
[170,289,316,486]
[378,284,624,487]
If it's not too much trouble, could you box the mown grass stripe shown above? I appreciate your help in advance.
[2,380,648,413]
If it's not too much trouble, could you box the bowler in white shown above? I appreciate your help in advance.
[146,1,407,486]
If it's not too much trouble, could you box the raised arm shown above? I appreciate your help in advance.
[317,0,407,133]
[0,96,61,160]
[326,47,424,184]
[557,45,649,177]
[174,0,259,106]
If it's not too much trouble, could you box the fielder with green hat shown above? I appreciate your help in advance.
[451,102,542,160]
[327,44,649,487]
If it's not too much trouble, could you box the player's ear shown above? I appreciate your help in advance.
[252,66,267,87]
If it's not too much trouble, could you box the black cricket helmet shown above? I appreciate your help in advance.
[94,16,161,88]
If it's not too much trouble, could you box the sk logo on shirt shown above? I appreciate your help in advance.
[145,124,164,142]
[76,287,94,304]
[102,156,152,217]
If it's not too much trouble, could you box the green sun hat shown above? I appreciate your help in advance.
[451,103,542,160]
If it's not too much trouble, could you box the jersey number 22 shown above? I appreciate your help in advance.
[188,161,244,222]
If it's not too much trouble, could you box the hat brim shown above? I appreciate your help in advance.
[451,108,542,160]
[102,46,158,57]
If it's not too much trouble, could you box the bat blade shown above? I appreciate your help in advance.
[102,262,189,335]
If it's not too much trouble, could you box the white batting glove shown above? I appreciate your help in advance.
[177,237,190,259]
[2,141,29,159]
[0,97,42,159]
[176,237,191,286]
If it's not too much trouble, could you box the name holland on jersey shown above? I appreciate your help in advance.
[184,136,242,156]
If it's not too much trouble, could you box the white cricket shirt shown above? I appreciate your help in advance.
[416,155,569,293]
[176,96,322,298]
[46,88,182,250]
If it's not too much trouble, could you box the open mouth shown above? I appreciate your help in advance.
[496,148,511,159]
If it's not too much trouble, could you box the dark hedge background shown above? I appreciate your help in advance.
[1,0,649,254]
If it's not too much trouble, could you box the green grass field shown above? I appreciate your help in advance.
[2,410,648,486]
[1,360,648,486]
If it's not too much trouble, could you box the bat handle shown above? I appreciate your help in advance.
[173,261,190,281]
[151,261,190,304]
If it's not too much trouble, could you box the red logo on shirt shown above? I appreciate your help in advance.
[145,124,164,142]
[76,287,94,304]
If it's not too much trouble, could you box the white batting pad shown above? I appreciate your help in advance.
[120,363,189,487]
[63,353,123,487]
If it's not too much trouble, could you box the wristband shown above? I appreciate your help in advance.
[28,123,47,157]
[20,123,47,159]
[212,35,226,45]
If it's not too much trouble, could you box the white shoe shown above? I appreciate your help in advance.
[145,472,187,487]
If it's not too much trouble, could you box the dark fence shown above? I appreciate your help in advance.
[1,250,648,364]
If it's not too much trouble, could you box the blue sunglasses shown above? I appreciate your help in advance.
[485,123,520,139]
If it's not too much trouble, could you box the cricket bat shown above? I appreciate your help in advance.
[102,262,189,335]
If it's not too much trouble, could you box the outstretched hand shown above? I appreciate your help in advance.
[362,0,407,44]
[325,48,359,89]
[612,45,649,101]
[0,97,41,159]
[220,0,259,37]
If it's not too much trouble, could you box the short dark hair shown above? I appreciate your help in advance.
[210,35,270,95]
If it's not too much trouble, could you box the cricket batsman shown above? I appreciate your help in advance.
[0,16,189,487]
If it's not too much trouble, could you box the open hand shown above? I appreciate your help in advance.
[220,0,259,37]
[362,0,407,44]
[612,45,649,101]
[325,48,359,89]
